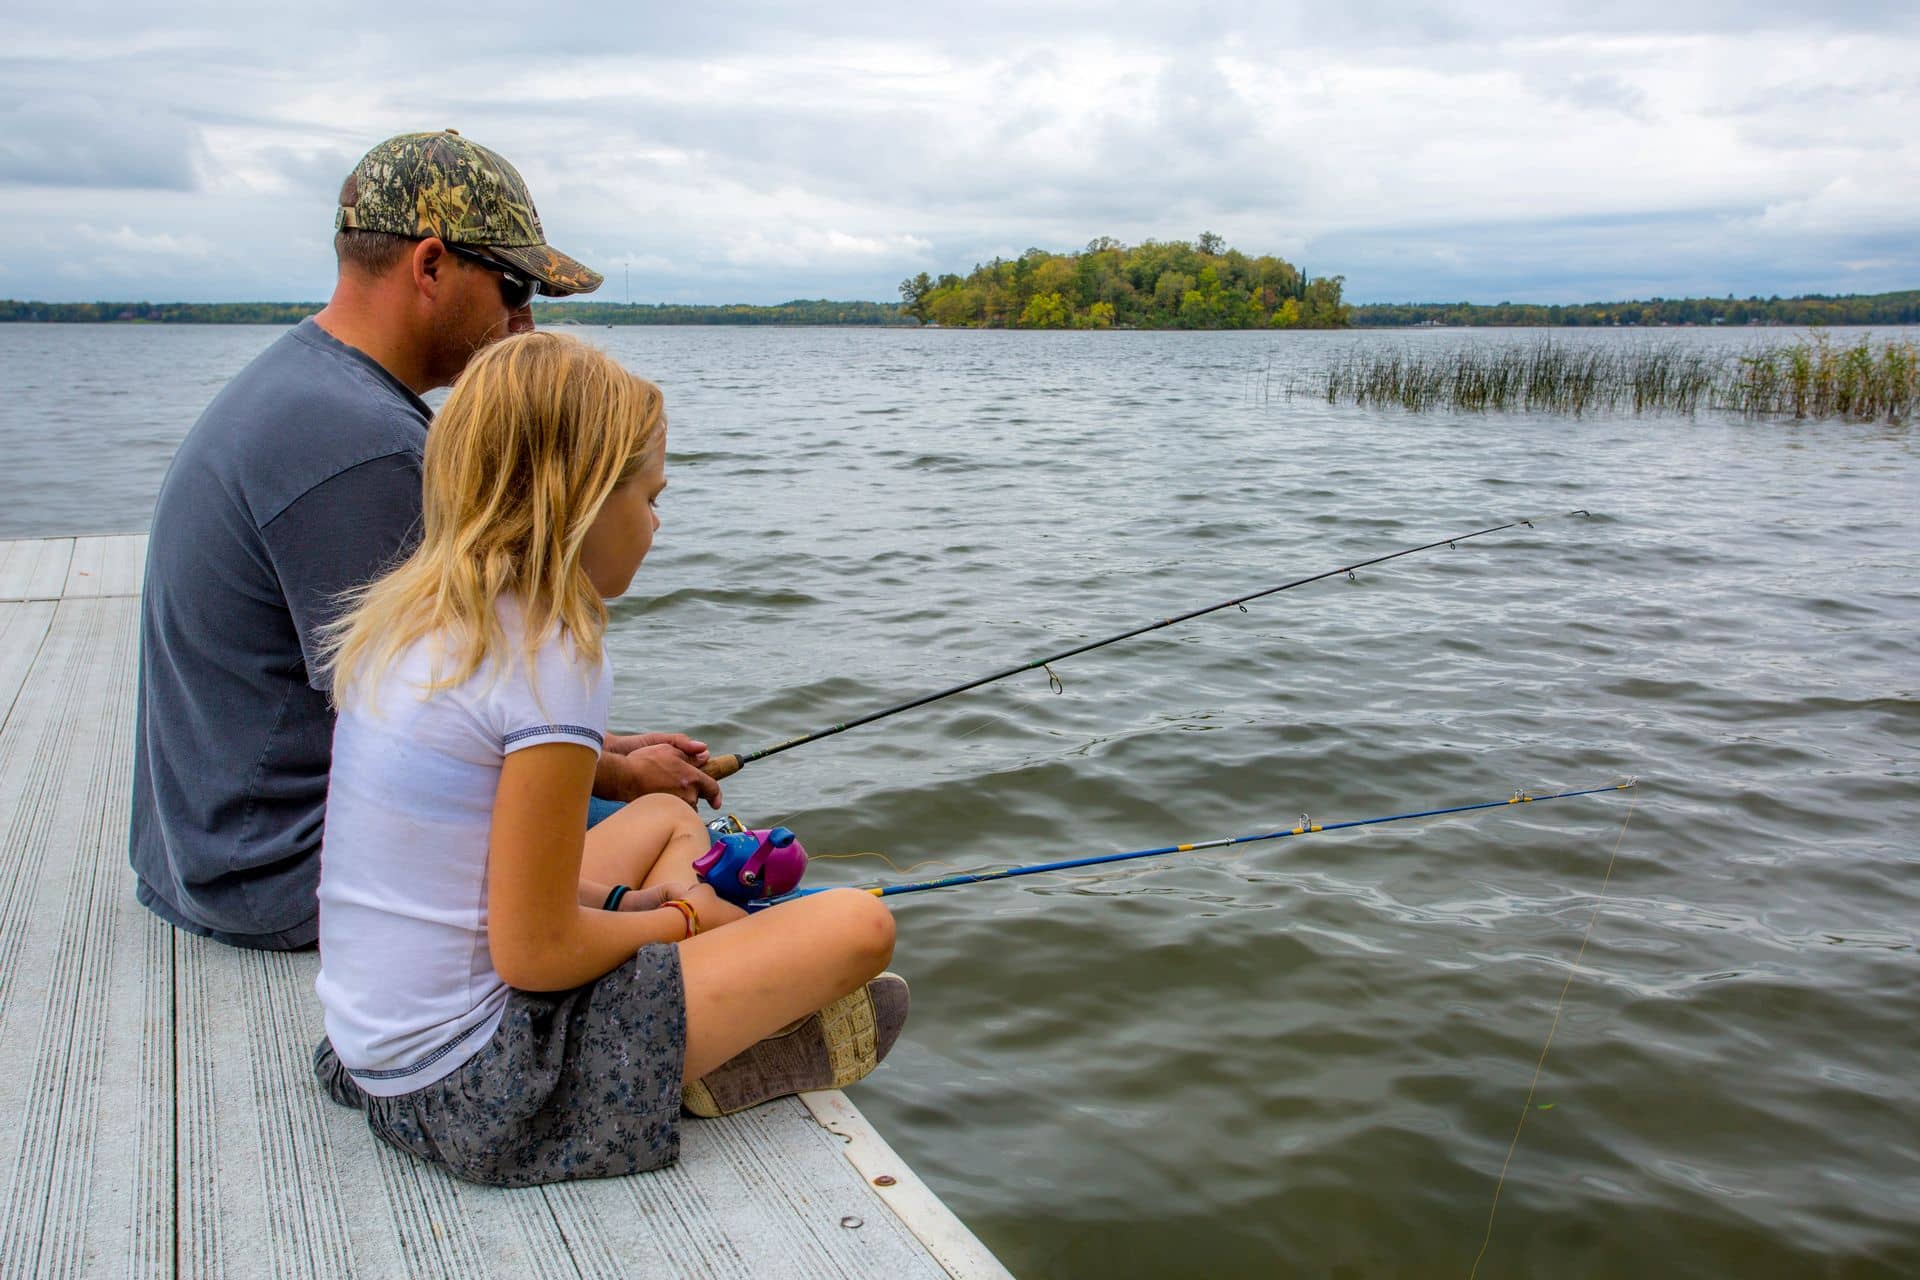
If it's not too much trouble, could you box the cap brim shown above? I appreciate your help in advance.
[486,242,604,298]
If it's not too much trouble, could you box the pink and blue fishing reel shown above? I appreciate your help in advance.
[695,816,808,908]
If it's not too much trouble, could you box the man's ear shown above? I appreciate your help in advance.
[410,237,449,299]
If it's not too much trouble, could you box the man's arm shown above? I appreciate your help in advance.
[596,732,722,808]
[260,452,424,692]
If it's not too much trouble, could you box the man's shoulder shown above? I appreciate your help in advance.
[179,321,430,527]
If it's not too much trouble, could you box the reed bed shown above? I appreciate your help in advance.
[1304,335,1917,422]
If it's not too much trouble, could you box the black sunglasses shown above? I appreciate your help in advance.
[445,243,539,309]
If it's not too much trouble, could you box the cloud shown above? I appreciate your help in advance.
[0,96,205,190]
[74,223,215,257]
[1532,71,1652,119]
[723,229,933,268]
[1747,177,1920,237]
[0,2,1916,304]
[1315,207,1920,304]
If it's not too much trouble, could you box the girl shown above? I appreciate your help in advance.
[310,331,905,1187]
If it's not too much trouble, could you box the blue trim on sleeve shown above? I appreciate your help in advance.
[502,724,605,749]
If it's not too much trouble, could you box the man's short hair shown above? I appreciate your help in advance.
[333,173,415,277]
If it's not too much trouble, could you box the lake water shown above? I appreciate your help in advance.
[2,322,1916,1276]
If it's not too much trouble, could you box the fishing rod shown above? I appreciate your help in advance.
[744,780,1635,910]
[702,510,1593,781]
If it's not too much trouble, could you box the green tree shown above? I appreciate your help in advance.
[898,272,934,324]
[1177,265,1229,327]
[1020,291,1071,328]
[1300,276,1351,328]
[1153,271,1194,321]
[926,282,985,327]
[1030,255,1076,301]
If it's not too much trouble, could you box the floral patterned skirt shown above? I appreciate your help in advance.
[313,943,687,1187]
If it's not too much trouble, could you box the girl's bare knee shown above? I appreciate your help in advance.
[635,792,699,824]
[636,794,706,849]
[817,888,894,974]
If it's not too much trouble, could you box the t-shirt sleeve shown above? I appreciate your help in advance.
[493,636,610,756]
[261,451,424,693]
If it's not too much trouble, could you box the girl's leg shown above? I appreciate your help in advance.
[579,793,708,890]
[677,888,896,1080]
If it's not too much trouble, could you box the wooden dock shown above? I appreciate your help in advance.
[0,534,1008,1280]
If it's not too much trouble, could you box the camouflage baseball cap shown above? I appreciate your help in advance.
[335,129,602,297]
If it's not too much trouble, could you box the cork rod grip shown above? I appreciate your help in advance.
[703,754,743,781]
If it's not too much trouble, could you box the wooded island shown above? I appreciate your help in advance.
[897,234,1350,329]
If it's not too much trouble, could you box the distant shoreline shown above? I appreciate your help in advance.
[2,289,1915,329]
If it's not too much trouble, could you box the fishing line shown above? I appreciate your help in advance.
[747,704,1028,853]
[1467,785,1642,1279]
[752,779,1635,908]
[810,849,1004,880]
[701,510,1594,782]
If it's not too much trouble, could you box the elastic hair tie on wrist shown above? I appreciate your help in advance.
[665,898,699,939]
[603,885,630,911]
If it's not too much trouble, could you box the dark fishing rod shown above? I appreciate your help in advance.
[703,509,1593,781]
[749,780,1635,909]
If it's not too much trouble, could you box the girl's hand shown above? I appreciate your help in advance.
[614,884,677,913]
[677,882,746,933]
[615,880,745,932]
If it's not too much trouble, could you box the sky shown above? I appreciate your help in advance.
[3,1,1916,306]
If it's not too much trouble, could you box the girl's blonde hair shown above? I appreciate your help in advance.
[321,331,664,706]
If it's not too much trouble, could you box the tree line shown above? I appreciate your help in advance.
[7,287,1914,331]
[0,298,908,326]
[899,234,1350,329]
[535,299,909,326]
[0,300,321,324]
[1350,291,1920,328]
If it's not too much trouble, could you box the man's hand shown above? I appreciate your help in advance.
[595,731,722,809]
[604,731,710,767]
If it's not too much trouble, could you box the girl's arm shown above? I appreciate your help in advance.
[489,742,726,991]
[577,878,677,912]
[577,875,624,909]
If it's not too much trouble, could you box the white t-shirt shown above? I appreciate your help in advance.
[315,600,610,1097]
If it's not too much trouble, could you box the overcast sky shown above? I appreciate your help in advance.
[4,1,1916,305]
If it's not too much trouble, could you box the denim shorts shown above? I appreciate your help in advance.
[314,943,687,1188]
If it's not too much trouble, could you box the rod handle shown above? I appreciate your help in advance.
[703,753,743,781]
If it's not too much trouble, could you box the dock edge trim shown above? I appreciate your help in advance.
[800,1090,1015,1280]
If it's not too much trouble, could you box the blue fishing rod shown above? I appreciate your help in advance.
[728,780,1636,910]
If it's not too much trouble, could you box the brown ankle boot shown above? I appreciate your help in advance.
[683,973,910,1118]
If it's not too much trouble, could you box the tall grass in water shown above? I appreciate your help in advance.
[1312,335,1916,422]
[1725,333,1919,421]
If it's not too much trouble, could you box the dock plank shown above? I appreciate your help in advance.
[63,535,147,599]
[0,538,72,602]
[542,1098,955,1280]
[0,602,55,735]
[0,597,168,1280]
[177,938,425,1279]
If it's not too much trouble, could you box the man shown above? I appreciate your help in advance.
[132,130,719,950]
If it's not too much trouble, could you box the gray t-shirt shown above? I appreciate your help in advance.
[131,318,430,949]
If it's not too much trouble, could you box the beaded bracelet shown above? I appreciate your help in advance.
[664,898,699,939]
